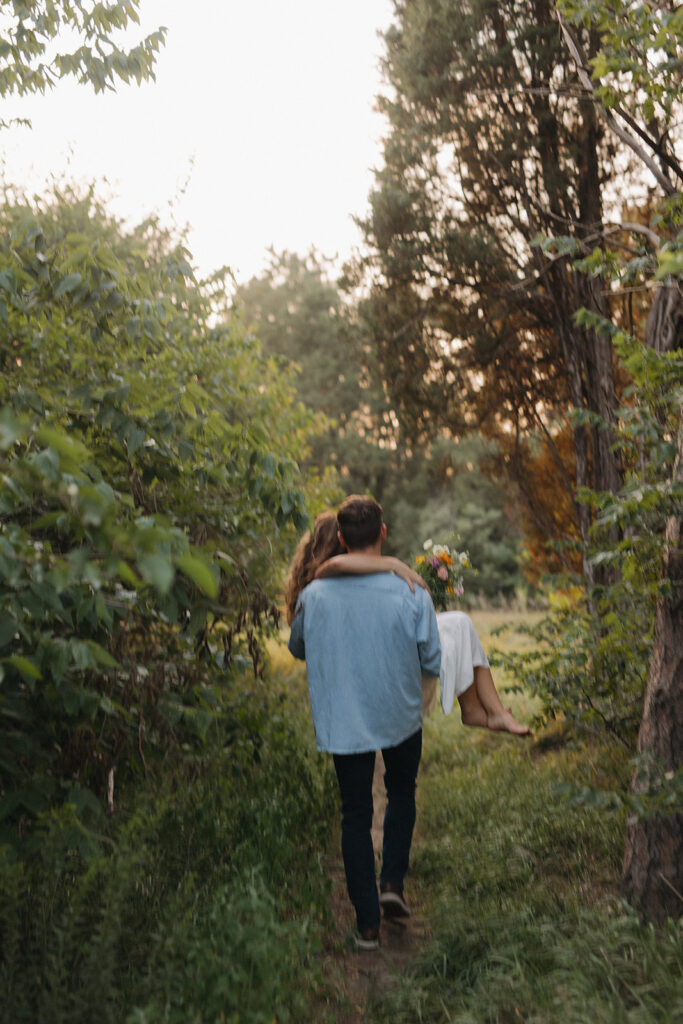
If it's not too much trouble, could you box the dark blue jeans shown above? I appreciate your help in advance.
[333,728,422,932]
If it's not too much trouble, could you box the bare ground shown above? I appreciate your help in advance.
[318,753,430,1023]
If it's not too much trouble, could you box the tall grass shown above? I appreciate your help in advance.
[0,670,336,1024]
[368,613,682,1023]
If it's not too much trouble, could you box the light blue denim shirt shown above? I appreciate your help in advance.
[288,573,441,754]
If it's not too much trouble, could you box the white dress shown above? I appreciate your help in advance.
[422,611,490,716]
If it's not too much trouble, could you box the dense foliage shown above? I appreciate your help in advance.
[0,8,334,1022]
[0,185,315,856]
[235,248,397,502]
[496,338,682,745]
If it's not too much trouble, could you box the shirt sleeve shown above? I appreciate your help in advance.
[416,592,441,677]
[287,602,306,660]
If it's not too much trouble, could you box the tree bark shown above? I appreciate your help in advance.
[622,408,683,923]
[645,285,683,355]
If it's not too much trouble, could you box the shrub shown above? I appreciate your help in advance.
[0,184,322,854]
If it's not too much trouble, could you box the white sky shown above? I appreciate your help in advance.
[1,0,395,284]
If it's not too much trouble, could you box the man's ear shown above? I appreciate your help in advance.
[380,523,387,541]
[337,530,347,550]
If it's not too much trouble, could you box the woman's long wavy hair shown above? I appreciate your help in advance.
[284,512,344,624]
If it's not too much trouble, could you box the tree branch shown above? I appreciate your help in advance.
[557,12,678,196]
[604,222,661,248]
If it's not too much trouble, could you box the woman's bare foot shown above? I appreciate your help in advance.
[486,707,532,736]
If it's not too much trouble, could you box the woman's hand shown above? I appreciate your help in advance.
[385,559,429,593]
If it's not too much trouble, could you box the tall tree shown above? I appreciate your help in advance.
[234,250,398,501]
[236,252,526,595]
[355,0,626,573]
[555,0,682,923]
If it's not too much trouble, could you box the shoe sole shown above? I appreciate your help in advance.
[379,891,410,918]
[354,936,380,951]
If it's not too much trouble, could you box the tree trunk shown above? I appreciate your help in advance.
[645,284,683,354]
[575,92,623,501]
[622,408,683,923]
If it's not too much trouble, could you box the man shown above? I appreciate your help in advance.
[288,495,441,949]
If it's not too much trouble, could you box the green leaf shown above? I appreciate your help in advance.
[180,391,197,418]
[6,655,42,682]
[122,422,146,455]
[117,560,141,586]
[66,786,103,817]
[0,268,17,294]
[261,453,277,478]
[138,552,175,593]
[177,552,219,599]
[655,250,683,280]
[85,640,118,668]
[0,618,17,649]
[31,447,60,481]
[54,272,82,297]
[293,508,310,532]
[60,685,82,715]
[36,425,89,464]
[0,412,25,450]
[49,640,71,684]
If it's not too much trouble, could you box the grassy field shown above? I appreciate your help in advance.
[14,612,678,1024]
[360,610,683,1023]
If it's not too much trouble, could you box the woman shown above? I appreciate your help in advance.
[285,513,530,736]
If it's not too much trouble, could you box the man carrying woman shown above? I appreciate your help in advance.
[287,495,440,950]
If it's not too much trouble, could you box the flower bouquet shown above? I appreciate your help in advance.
[414,539,470,611]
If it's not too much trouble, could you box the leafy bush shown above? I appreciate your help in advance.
[0,184,323,854]
[493,586,652,744]
[494,338,682,746]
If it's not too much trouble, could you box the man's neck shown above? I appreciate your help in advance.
[345,542,383,558]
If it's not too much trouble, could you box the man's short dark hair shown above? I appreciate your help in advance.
[337,495,383,551]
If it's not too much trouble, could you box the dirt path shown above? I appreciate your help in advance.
[320,753,430,1023]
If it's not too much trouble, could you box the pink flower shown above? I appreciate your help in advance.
[437,566,449,581]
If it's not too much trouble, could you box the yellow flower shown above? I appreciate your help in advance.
[416,555,425,565]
